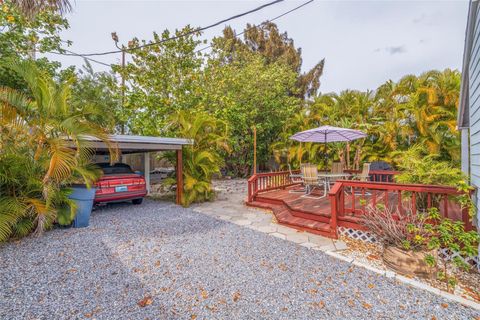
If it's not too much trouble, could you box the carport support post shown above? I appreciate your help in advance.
[144,152,150,194]
[176,148,183,205]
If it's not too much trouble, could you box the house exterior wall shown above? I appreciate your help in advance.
[469,2,480,226]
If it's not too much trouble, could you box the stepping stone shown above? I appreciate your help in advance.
[257,225,277,233]
[270,232,286,240]
[308,235,333,246]
[299,242,318,249]
[234,219,252,226]
[275,225,298,235]
[286,233,310,244]
[315,243,336,252]
[333,240,348,251]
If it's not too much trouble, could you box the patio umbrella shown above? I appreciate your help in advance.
[289,125,367,172]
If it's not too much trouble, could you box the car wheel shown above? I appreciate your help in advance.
[132,198,143,205]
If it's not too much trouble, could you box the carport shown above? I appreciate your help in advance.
[84,134,193,205]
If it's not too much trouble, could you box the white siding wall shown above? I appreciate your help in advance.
[470,3,480,226]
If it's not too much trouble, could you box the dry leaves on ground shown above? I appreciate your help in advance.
[137,296,153,307]
[362,302,372,309]
[200,288,209,299]
[232,291,241,302]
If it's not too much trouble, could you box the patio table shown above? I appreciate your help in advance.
[295,172,351,198]
[315,173,351,198]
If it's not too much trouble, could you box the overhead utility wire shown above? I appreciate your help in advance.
[195,0,314,53]
[56,0,285,57]
[48,0,314,67]
[48,49,112,67]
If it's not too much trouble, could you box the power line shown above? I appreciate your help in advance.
[47,0,313,68]
[48,49,112,67]
[58,0,285,57]
[195,0,314,54]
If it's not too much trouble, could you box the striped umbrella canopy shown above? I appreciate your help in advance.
[290,125,367,143]
[289,125,367,171]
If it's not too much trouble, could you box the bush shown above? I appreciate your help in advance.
[0,59,116,241]
[161,110,230,207]
[362,204,479,291]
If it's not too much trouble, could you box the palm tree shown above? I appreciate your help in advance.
[162,110,230,206]
[0,59,116,240]
[10,0,72,18]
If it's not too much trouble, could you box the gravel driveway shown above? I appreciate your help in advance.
[0,200,478,319]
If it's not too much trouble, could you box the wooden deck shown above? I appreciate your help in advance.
[246,171,473,239]
[247,185,372,238]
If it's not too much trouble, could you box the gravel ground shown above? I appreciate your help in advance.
[0,200,478,320]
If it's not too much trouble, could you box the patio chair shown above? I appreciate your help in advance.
[353,163,371,181]
[301,164,327,198]
[288,163,305,193]
[329,162,344,185]
[351,162,371,196]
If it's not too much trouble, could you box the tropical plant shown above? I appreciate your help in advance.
[0,0,70,90]
[272,69,462,172]
[362,205,478,292]
[161,110,229,206]
[0,59,116,241]
[214,22,325,98]
[10,0,72,18]
[69,61,120,131]
[114,26,205,136]
[394,145,465,187]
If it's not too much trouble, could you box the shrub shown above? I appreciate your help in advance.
[362,204,479,291]
[0,59,116,241]
[161,110,230,207]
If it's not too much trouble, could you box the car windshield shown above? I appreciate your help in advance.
[99,164,134,175]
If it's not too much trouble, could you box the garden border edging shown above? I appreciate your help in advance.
[324,250,480,311]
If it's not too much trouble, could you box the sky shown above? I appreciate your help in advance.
[44,0,470,93]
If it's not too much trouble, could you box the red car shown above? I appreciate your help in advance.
[94,163,147,205]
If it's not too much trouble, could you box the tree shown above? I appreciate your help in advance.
[0,59,116,241]
[202,51,301,176]
[213,22,325,98]
[69,61,121,131]
[162,110,229,206]
[115,26,205,135]
[272,69,462,170]
[10,0,71,19]
[0,0,70,89]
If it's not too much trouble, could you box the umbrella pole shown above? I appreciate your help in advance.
[324,132,328,174]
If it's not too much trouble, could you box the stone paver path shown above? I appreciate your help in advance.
[192,179,346,252]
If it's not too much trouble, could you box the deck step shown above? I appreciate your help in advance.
[246,201,334,238]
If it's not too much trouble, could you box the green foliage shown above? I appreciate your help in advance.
[0,59,116,241]
[203,52,301,176]
[117,24,302,177]
[272,69,461,170]
[0,1,69,90]
[161,110,229,207]
[214,22,325,98]
[69,61,121,131]
[394,146,475,216]
[408,208,478,291]
[394,145,464,186]
[363,204,478,292]
[114,26,205,136]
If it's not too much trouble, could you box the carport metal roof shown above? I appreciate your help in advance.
[84,134,193,154]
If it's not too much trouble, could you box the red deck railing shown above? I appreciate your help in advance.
[247,170,300,203]
[328,180,474,236]
[247,169,474,238]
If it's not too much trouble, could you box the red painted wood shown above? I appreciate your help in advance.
[176,148,183,205]
[247,170,475,236]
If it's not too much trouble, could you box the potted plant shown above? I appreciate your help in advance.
[361,204,479,291]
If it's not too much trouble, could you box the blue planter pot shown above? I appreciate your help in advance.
[69,185,96,228]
